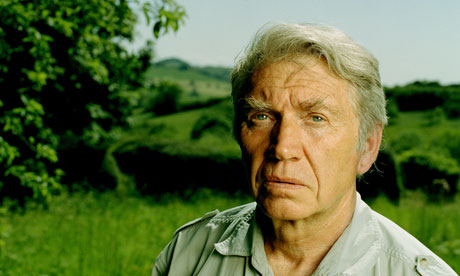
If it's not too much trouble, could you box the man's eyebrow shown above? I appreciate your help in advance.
[241,96,273,112]
[240,96,340,116]
[298,98,326,110]
[299,97,339,115]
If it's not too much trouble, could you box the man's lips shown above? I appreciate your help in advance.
[263,175,304,187]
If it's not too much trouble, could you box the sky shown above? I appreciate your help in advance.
[132,0,460,87]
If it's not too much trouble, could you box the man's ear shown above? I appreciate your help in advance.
[357,124,383,175]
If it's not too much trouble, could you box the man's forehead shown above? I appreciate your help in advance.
[250,58,347,93]
[245,58,356,117]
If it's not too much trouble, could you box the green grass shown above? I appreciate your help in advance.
[1,191,459,275]
[0,190,252,276]
[145,107,210,140]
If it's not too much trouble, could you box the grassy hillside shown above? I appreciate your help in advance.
[144,58,232,98]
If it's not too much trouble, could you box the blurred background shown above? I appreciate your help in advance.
[0,0,459,274]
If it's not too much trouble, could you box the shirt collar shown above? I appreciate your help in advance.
[214,204,274,275]
[214,205,256,257]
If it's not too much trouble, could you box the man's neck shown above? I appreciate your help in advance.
[260,189,357,276]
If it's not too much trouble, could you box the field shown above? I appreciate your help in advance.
[0,190,252,275]
[1,190,459,275]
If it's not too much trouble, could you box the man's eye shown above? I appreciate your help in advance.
[255,114,269,120]
[311,115,324,122]
[248,113,272,126]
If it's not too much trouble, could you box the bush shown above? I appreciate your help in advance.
[399,150,460,200]
[145,81,184,116]
[110,139,248,195]
[442,92,460,119]
[386,98,399,121]
[389,131,423,154]
[190,113,232,140]
[0,0,186,205]
[431,130,460,165]
[189,100,234,140]
[392,89,446,111]
[386,81,460,113]
[357,149,399,201]
[424,107,445,126]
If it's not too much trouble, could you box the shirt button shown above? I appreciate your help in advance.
[420,257,429,268]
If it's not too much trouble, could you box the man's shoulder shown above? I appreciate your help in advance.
[371,209,457,275]
[152,202,258,275]
[371,209,432,257]
[174,201,257,235]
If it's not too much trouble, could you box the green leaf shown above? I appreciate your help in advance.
[143,2,151,25]
[153,21,161,38]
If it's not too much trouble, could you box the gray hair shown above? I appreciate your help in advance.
[231,22,388,152]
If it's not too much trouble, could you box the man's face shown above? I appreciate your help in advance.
[239,58,363,221]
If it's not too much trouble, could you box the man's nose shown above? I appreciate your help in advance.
[269,117,302,161]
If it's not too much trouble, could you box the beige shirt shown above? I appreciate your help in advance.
[152,194,457,276]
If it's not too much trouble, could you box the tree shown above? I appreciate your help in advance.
[0,0,186,205]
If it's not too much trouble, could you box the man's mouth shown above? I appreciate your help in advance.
[263,175,304,187]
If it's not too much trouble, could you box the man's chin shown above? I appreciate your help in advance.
[258,197,318,222]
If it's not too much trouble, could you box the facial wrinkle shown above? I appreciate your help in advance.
[302,137,321,200]
[297,97,326,112]
[283,65,306,88]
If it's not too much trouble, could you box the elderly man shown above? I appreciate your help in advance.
[152,23,457,275]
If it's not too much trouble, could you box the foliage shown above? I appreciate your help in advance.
[108,135,245,195]
[389,86,445,111]
[430,129,460,165]
[423,106,445,126]
[443,92,460,119]
[357,149,399,201]
[190,101,234,140]
[190,113,233,140]
[388,131,423,154]
[399,150,460,200]
[144,81,184,116]
[384,110,460,200]
[0,0,185,205]
[385,81,460,113]
[101,99,238,195]
[386,98,399,120]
